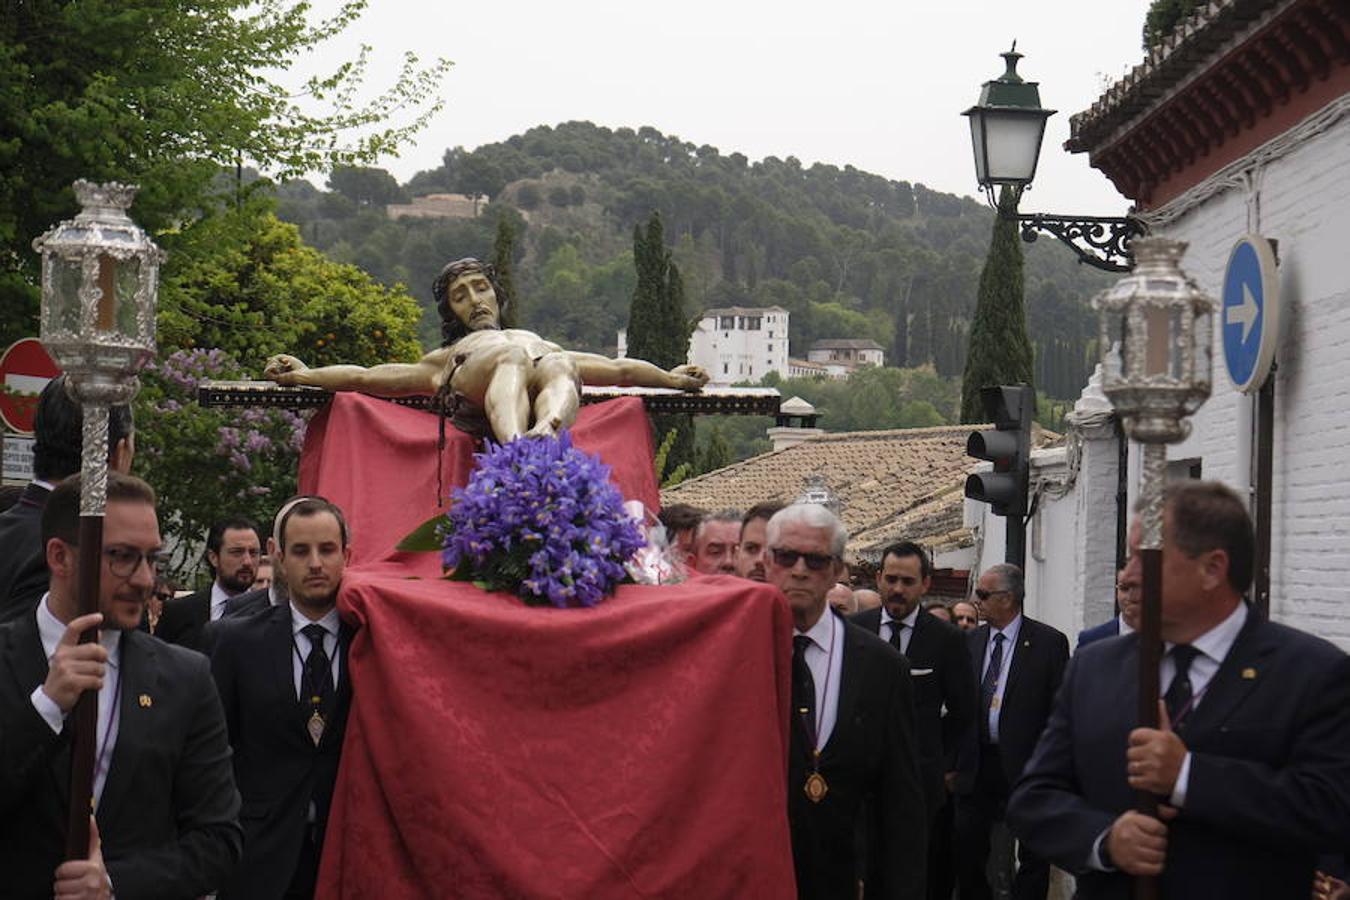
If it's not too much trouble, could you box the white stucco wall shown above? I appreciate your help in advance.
[968,106,1350,652]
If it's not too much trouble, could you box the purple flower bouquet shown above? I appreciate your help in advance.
[437,432,646,608]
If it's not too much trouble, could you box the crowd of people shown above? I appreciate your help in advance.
[0,375,1347,899]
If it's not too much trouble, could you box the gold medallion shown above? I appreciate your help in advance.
[307,710,325,746]
[804,772,829,803]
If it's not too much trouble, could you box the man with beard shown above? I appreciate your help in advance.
[734,501,784,583]
[0,472,242,898]
[264,257,708,443]
[210,497,354,899]
[853,542,977,900]
[158,516,262,651]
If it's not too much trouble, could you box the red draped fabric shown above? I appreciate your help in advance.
[299,395,797,897]
[297,394,662,576]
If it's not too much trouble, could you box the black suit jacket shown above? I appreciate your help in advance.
[157,586,212,652]
[224,586,272,619]
[1075,616,1121,651]
[0,614,242,899]
[789,613,927,900]
[1008,610,1350,900]
[851,606,978,814]
[0,483,51,624]
[966,616,1069,787]
[210,603,353,899]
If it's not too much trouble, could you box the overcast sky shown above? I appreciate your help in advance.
[299,0,1154,216]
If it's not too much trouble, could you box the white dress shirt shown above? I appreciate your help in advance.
[290,604,341,700]
[209,581,232,622]
[795,608,844,751]
[29,594,123,809]
[1117,615,1135,637]
[982,613,1024,744]
[880,605,920,656]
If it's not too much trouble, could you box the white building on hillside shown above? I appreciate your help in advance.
[807,339,885,369]
[618,306,789,385]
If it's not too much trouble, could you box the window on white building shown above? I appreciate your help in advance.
[719,316,735,330]
[723,363,729,374]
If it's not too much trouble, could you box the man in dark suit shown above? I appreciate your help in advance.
[1076,563,1140,651]
[0,472,242,898]
[955,563,1069,900]
[766,504,927,900]
[1009,481,1350,900]
[210,497,354,899]
[0,376,133,623]
[853,541,977,900]
[158,515,262,651]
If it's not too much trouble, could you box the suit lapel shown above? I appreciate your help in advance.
[1002,617,1033,708]
[3,617,69,808]
[971,625,990,685]
[99,631,156,817]
[1178,610,1271,737]
[907,610,936,666]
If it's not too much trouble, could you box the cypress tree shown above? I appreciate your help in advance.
[960,187,1035,423]
[491,216,518,327]
[627,211,697,469]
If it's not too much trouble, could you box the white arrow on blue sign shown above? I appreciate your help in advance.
[1221,235,1279,393]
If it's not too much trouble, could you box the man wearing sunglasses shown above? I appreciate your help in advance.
[0,472,242,899]
[766,503,926,900]
[954,564,1068,900]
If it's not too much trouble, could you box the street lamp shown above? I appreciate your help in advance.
[964,45,1146,272]
[32,180,163,859]
[1093,236,1214,900]
[963,44,1056,193]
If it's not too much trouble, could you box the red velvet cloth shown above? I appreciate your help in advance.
[319,574,796,898]
[299,395,797,897]
[297,394,662,576]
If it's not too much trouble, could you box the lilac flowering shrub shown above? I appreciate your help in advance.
[441,432,646,608]
[135,348,309,579]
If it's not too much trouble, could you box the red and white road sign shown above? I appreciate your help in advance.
[0,338,61,435]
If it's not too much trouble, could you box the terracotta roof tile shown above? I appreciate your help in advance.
[662,424,1058,562]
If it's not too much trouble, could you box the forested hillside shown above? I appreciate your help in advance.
[272,121,1110,402]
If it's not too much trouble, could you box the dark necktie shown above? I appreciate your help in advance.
[302,623,334,707]
[980,632,1005,742]
[792,635,817,744]
[889,621,905,653]
[1164,644,1200,723]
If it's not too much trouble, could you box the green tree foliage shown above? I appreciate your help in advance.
[1142,0,1203,49]
[492,216,520,327]
[328,166,409,207]
[156,202,422,372]
[0,0,450,346]
[628,211,698,471]
[960,188,1035,423]
[135,348,308,580]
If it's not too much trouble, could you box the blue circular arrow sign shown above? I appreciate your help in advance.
[1221,235,1279,393]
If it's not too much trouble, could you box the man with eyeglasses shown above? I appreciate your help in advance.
[765,503,926,899]
[1009,482,1350,899]
[0,472,242,899]
[954,563,1068,900]
[853,542,977,900]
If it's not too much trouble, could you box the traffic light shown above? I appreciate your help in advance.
[965,384,1034,567]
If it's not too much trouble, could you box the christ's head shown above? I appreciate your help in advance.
[433,258,511,346]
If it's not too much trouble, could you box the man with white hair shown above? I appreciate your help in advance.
[765,503,926,899]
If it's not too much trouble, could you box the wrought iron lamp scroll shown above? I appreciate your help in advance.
[32,180,163,859]
[964,46,1146,272]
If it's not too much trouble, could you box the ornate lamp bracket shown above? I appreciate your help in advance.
[1016,212,1148,273]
